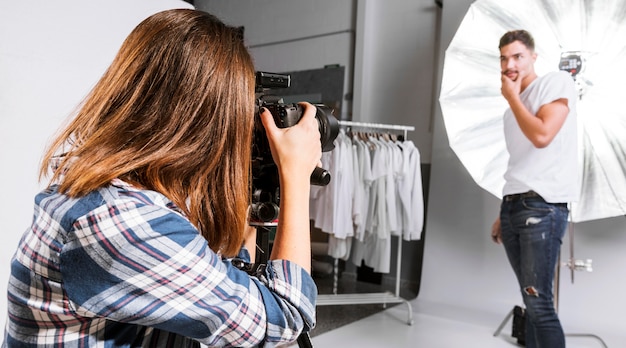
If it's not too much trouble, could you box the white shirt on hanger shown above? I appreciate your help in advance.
[398,140,424,240]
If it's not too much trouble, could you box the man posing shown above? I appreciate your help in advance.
[491,30,578,348]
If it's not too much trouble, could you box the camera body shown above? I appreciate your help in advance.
[250,71,339,224]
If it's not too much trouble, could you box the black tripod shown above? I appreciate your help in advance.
[254,224,314,348]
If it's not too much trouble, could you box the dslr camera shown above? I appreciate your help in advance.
[250,71,339,224]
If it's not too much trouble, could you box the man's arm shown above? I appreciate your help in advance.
[507,95,569,148]
[501,74,570,148]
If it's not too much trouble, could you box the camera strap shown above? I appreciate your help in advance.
[231,258,267,277]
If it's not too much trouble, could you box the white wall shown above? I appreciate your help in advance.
[0,0,194,333]
[351,0,437,162]
[422,0,626,346]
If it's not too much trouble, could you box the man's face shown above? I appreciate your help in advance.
[499,40,536,82]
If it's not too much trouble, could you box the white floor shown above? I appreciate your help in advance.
[309,299,612,348]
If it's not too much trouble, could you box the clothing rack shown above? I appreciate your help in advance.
[315,120,415,325]
[338,120,416,133]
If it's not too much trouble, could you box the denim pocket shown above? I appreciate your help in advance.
[521,197,552,214]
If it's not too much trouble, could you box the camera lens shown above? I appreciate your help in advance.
[314,104,340,152]
[251,202,279,222]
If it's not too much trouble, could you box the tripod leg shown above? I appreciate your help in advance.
[297,332,314,348]
[255,226,270,264]
[493,308,514,337]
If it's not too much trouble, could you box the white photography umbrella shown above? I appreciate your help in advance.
[439,0,626,222]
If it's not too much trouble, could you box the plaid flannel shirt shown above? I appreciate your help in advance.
[3,178,316,347]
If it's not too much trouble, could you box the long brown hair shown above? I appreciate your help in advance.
[40,9,255,257]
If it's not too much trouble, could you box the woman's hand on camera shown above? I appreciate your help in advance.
[259,102,320,272]
[259,102,322,183]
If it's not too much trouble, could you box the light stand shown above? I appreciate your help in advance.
[556,222,607,347]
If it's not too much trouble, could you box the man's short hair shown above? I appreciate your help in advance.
[499,29,535,51]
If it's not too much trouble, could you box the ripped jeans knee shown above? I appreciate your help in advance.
[524,286,539,297]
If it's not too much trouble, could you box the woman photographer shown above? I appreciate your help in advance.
[3,9,319,347]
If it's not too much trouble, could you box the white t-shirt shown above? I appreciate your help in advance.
[502,71,579,203]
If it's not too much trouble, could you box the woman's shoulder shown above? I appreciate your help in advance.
[36,180,185,233]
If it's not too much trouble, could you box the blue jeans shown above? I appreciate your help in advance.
[500,194,569,348]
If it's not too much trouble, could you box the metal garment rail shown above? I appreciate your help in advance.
[315,120,416,325]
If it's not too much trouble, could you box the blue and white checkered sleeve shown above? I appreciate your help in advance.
[60,194,316,347]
